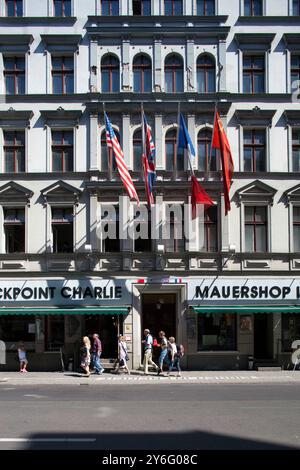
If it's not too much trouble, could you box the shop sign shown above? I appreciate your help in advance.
[0,279,131,306]
[188,278,300,304]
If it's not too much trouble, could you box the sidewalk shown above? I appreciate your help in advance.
[1,370,300,385]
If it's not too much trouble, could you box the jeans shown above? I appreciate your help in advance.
[169,356,181,373]
[158,348,171,370]
[92,352,104,373]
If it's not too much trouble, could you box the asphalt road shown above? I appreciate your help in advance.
[0,383,299,450]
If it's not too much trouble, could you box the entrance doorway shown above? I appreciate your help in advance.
[254,314,273,360]
[142,293,177,362]
[84,315,120,358]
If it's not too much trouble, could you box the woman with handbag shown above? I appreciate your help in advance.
[115,335,130,375]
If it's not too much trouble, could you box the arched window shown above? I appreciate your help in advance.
[101,130,118,173]
[164,0,183,15]
[197,129,216,172]
[165,55,184,93]
[165,129,184,171]
[197,54,216,93]
[101,55,120,93]
[133,129,142,171]
[133,55,152,93]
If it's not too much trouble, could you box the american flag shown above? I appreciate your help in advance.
[142,112,156,206]
[105,112,139,204]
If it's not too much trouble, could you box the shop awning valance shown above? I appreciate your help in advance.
[0,307,129,316]
[192,306,300,314]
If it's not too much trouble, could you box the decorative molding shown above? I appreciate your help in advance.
[235,180,277,205]
[40,181,82,206]
[0,181,33,206]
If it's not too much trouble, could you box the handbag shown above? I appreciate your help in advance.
[121,342,129,362]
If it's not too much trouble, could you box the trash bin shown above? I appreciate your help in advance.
[67,357,74,372]
[248,355,254,370]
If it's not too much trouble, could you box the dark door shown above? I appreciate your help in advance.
[254,314,273,360]
[84,315,119,358]
[142,293,177,362]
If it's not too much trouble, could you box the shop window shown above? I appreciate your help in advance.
[102,206,120,252]
[291,55,300,94]
[196,54,216,93]
[197,128,217,172]
[243,55,265,93]
[101,0,119,15]
[201,206,218,252]
[244,0,262,16]
[54,0,71,16]
[293,206,300,251]
[101,129,118,173]
[133,55,152,93]
[52,56,74,94]
[101,55,120,93]
[293,0,300,15]
[243,129,266,172]
[134,210,152,252]
[282,315,300,352]
[197,0,215,15]
[197,313,237,351]
[165,54,184,93]
[164,0,182,15]
[3,130,25,173]
[6,0,23,17]
[51,130,73,172]
[165,128,184,171]
[245,206,268,253]
[4,56,25,95]
[164,205,185,253]
[133,0,151,15]
[4,207,25,253]
[45,315,65,351]
[51,207,73,253]
[0,315,35,346]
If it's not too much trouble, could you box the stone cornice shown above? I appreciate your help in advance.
[0,16,77,26]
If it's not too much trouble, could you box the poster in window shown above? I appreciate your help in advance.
[239,315,252,333]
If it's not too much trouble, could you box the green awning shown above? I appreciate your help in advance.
[192,305,300,314]
[0,307,129,316]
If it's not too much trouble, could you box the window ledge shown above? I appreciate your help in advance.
[0,17,77,25]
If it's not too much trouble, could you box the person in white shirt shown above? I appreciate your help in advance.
[142,329,159,375]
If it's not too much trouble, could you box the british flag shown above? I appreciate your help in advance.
[105,112,139,204]
[142,112,156,206]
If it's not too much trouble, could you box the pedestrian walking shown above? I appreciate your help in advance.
[157,331,171,375]
[91,333,104,374]
[142,329,159,375]
[80,336,91,377]
[115,335,130,375]
[17,341,28,373]
[167,337,183,377]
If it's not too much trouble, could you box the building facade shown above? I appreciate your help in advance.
[1,0,300,370]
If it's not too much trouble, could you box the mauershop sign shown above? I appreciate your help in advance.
[188,278,300,305]
[0,279,131,306]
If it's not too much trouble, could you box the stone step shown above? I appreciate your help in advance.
[257,366,282,371]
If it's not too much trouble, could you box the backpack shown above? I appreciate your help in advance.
[152,338,158,347]
[176,344,185,358]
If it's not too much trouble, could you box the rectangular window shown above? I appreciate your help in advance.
[4,57,25,95]
[243,55,265,93]
[45,315,65,351]
[101,0,119,15]
[102,206,120,252]
[51,130,73,172]
[197,314,237,351]
[244,0,262,16]
[197,0,215,15]
[292,129,300,172]
[243,129,266,172]
[282,315,300,352]
[201,206,218,252]
[0,316,35,345]
[54,0,72,16]
[165,0,182,15]
[165,205,185,253]
[293,206,300,252]
[134,211,152,252]
[133,0,151,15]
[6,0,23,17]
[52,56,74,94]
[245,206,268,253]
[51,207,73,253]
[293,0,300,15]
[4,131,25,173]
[291,55,300,91]
[4,207,25,253]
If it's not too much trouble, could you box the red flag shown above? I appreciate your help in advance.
[212,111,234,215]
[191,176,214,220]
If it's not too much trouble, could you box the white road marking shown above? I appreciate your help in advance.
[23,394,48,399]
[0,438,96,443]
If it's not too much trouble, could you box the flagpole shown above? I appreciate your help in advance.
[175,101,181,179]
[207,101,218,181]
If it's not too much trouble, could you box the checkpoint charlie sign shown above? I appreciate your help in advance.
[0,279,131,306]
[188,278,300,304]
